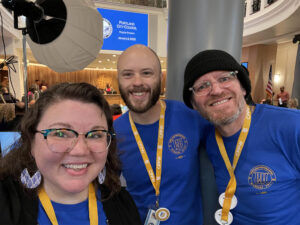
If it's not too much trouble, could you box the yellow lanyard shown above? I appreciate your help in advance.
[38,183,98,225]
[215,105,251,222]
[129,100,166,206]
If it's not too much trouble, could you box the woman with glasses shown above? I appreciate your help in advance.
[0,83,141,225]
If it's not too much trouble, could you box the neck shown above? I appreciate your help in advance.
[43,183,89,204]
[130,100,162,124]
[216,105,248,137]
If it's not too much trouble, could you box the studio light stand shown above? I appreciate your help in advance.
[1,0,103,110]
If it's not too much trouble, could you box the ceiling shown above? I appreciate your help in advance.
[242,6,300,46]
[15,49,168,71]
[1,3,300,70]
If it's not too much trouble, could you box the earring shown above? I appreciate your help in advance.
[20,168,41,189]
[98,167,106,184]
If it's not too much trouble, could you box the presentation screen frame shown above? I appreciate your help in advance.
[98,8,149,51]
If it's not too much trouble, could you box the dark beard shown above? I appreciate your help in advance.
[119,80,161,113]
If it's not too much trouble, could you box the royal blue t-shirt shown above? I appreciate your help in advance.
[114,100,210,225]
[205,104,300,225]
[38,190,107,225]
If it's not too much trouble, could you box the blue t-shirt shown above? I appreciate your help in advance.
[205,104,300,225]
[38,190,107,225]
[114,100,209,225]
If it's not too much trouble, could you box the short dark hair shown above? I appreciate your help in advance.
[111,104,122,115]
[0,83,121,197]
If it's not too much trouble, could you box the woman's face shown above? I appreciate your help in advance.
[32,100,109,202]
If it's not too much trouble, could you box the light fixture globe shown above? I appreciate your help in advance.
[26,0,103,72]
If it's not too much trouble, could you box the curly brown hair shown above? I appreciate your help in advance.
[0,82,121,198]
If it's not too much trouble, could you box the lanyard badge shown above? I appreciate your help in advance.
[38,183,98,225]
[214,105,251,225]
[129,100,170,223]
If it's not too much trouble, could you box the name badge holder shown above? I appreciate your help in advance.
[129,101,170,225]
[145,209,160,225]
[214,106,251,225]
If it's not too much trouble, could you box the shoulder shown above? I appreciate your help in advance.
[255,104,300,119]
[253,104,300,134]
[101,187,142,225]
[0,177,38,224]
[164,99,210,124]
[113,112,129,131]
[165,99,198,116]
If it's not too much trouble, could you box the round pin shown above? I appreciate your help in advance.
[215,209,233,225]
[218,193,237,210]
[155,207,170,221]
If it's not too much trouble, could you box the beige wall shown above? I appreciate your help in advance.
[242,42,298,104]
[274,42,298,97]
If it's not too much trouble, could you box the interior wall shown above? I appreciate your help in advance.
[28,65,118,91]
[242,44,277,103]
[242,42,298,104]
[27,65,167,94]
[274,42,298,97]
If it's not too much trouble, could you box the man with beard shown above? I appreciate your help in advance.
[183,49,300,225]
[114,44,209,225]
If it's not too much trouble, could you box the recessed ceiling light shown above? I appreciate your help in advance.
[107,59,110,61]
[98,60,102,63]
[112,55,116,57]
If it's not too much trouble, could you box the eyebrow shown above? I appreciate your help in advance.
[120,69,133,73]
[48,123,107,131]
[48,122,71,128]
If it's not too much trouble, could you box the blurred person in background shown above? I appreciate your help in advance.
[276,86,289,107]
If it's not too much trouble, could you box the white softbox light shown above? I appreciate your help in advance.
[26,0,103,72]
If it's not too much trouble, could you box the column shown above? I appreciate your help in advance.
[166,0,244,101]
[166,1,244,225]
[292,45,300,105]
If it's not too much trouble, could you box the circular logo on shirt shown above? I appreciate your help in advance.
[248,165,276,190]
[168,134,188,155]
[103,18,113,39]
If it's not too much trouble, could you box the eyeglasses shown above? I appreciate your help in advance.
[36,128,115,153]
[189,71,238,96]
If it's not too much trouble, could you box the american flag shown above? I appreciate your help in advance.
[266,65,273,97]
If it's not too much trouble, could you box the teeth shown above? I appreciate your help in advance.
[64,164,88,169]
[132,92,144,96]
[212,99,228,106]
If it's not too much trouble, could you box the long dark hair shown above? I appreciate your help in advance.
[0,83,121,197]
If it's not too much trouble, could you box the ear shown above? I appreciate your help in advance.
[190,96,197,110]
[31,142,36,158]
[242,87,246,97]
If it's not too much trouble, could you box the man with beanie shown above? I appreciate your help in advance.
[183,49,300,225]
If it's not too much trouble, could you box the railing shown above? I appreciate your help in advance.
[94,0,167,8]
[244,0,278,17]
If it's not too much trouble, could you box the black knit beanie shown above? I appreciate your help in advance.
[183,49,251,108]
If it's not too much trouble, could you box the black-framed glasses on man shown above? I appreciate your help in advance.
[36,128,115,153]
[189,70,238,97]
